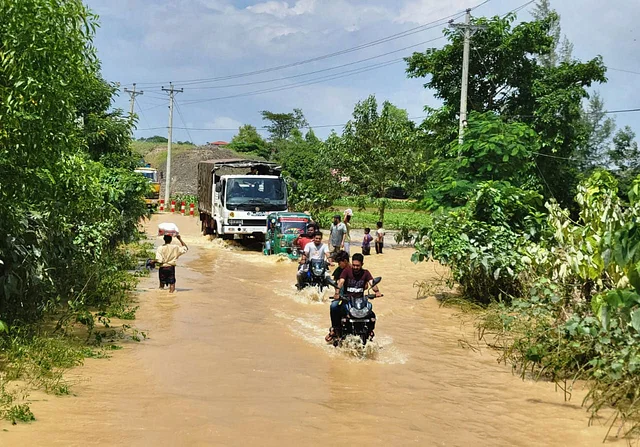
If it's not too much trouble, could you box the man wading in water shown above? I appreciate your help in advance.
[153,234,188,293]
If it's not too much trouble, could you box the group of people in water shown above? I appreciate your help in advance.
[151,210,384,344]
[294,214,383,343]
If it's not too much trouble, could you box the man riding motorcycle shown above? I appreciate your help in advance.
[293,223,317,252]
[297,231,332,290]
[326,253,381,342]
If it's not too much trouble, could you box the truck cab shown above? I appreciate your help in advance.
[134,166,161,207]
[198,159,287,240]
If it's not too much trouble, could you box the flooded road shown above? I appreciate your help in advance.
[2,214,617,446]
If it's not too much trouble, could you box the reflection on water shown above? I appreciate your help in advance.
[2,214,619,447]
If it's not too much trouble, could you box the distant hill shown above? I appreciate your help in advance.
[133,142,245,196]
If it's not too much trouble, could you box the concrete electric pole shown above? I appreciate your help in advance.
[124,83,144,119]
[161,83,183,205]
[449,9,485,145]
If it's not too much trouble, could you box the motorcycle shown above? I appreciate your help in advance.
[327,277,382,346]
[298,259,330,291]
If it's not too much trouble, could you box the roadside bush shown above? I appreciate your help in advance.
[412,182,541,303]
[0,0,148,329]
[467,172,640,438]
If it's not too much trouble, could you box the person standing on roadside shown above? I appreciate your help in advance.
[362,227,373,255]
[343,209,353,254]
[329,214,347,257]
[375,221,385,254]
[154,234,188,293]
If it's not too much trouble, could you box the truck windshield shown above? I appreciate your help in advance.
[226,177,287,208]
[137,171,157,182]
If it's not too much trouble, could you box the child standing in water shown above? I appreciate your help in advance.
[375,221,385,254]
[361,227,373,255]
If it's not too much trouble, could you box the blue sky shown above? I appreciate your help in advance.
[85,0,640,145]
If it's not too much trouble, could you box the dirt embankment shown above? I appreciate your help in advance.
[144,144,242,196]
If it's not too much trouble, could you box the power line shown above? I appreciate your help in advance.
[607,67,640,76]
[181,58,406,106]
[135,101,151,129]
[182,37,446,91]
[604,107,640,114]
[174,99,194,143]
[134,116,428,133]
[123,2,498,88]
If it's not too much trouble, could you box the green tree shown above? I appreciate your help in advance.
[608,126,640,194]
[0,0,147,325]
[329,95,418,221]
[531,0,561,67]
[228,124,269,159]
[139,135,168,143]
[578,92,616,171]
[261,108,308,141]
[405,12,606,206]
[421,112,540,209]
[276,129,340,214]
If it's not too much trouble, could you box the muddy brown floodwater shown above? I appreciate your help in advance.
[2,214,621,446]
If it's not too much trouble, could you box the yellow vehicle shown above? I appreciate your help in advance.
[135,166,161,207]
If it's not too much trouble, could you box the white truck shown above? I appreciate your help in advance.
[197,159,287,240]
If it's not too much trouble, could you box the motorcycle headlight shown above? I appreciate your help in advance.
[312,266,324,276]
[349,308,369,318]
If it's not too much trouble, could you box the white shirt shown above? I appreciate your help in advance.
[303,241,329,260]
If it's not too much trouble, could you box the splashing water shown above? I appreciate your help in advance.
[337,335,381,360]
[297,286,332,304]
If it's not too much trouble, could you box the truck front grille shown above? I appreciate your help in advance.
[240,219,267,227]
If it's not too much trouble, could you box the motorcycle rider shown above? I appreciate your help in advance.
[297,231,332,290]
[331,250,350,282]
[293,223,316,252]
[326,253,381,342]
[324,251,349,342]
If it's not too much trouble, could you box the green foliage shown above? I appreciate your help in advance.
[413,181,543,303]
[261,108,308,143]
[0,0,148,327]
[138,135,168,143]
[228,124,269,159]
[445,172,640,438]
[607,126,640,197]
[333,196,417,211]
[277,129,342,215]
[405,11,607,207]
[318,209,431,231]
[172,194,198,206]
[328,95,421,221]
[578,92,616,171]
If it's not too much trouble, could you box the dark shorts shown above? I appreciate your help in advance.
[159,266,176,286]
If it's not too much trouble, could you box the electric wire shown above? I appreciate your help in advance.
[124,6,476,88]
[174,99,194,143]
[181,58,406,106]
[181,37,444,91]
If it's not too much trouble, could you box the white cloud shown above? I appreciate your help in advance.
[247,0,316,18]
[205,116,243,130]
[85,0,640,145]
[394,0,468,25]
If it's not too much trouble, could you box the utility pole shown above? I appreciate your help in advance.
[124,83,144,119]
[449,10,485,145]
[161,83,183,205]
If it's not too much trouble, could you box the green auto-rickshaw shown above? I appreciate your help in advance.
[264,212,311,259]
